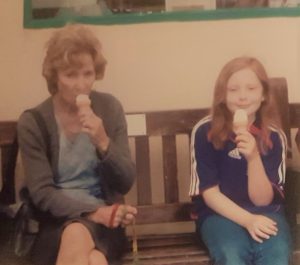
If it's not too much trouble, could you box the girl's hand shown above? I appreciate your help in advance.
[78,109,110,152]
[244,214,278,243]
[235,130,259,161]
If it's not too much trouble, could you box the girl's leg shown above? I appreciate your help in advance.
[56,222,108,265]
[253,212,292,265]
[198,215,252,265]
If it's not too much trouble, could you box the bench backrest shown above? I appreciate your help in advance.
[0,122,17,205]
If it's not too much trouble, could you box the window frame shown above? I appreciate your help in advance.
[24,0,300,29]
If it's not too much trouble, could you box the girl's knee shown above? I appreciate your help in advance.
[264,237,291,262]
[211,245,251,265]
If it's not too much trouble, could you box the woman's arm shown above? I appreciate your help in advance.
[91,94,136,195]
[203,185,278,243]
[18,111,102,218]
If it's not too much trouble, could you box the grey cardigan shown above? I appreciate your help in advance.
[17,91,135,219]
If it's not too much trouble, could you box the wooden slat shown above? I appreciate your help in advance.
[127,233,203,249]
[162,135,178,203]
[285,169,300,227]
[293,250,300,265]
[270,77,291,149]
[0,145,17,204]
[135,203,193,225]
[123,254,211,265]
[123,233,210,265]
[135,136,152,205]
[289,103,300,128]
[0,121,16,146]
[0,122,18,205]
[289,103,300,152]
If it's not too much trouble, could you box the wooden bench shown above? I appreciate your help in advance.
[0,77,300,265]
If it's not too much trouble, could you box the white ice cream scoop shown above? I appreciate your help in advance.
[233,109,248,133]
[76,94,91,107]
[76,94,92,115]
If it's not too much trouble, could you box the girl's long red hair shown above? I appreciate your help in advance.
[209,57,280,153]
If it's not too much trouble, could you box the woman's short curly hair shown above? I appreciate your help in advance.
[42,24,107,95]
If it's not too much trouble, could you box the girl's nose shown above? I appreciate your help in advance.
[238,89,247,100]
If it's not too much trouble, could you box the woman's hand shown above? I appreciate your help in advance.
[235,130,259,161]
[87,204,137,228]
[243,214,278,243]
[78,109,110,152]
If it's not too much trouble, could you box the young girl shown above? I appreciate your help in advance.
[189,57,292,265]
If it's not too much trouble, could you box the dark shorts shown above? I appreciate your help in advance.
[31,217,128,265]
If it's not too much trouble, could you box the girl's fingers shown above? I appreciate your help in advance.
[250,231,263,243]
[254,228,270,240]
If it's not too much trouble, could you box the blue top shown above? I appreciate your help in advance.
[56,132,104,206]
[189,116,287,224]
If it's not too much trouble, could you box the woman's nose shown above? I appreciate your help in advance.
[75,76,87,92]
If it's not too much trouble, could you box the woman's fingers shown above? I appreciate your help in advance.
[111,205,137,228]
[121,213,135,226]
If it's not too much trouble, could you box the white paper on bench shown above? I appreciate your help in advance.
[125,114,146,136]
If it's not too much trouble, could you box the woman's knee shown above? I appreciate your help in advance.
[61,222,94,246]
[59,222,95,256]
[57,223,95,265]
[89,249,108,265]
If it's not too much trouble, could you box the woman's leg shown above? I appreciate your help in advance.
[198,215,252,265]
[56,222,108,265]
[89,249,108,265]
[253,212,292,265]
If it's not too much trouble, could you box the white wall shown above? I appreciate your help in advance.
[1,1,300,121]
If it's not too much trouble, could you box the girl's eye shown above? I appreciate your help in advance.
[228,87,237,92]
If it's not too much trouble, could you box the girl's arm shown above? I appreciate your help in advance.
[247,152,274,205]
[236,131,274,206]
[203,185,278,243]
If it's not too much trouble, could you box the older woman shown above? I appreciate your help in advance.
[17,24,137,265]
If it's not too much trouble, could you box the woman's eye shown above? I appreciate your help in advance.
[65,72,76,78]
[85,71,94,77]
